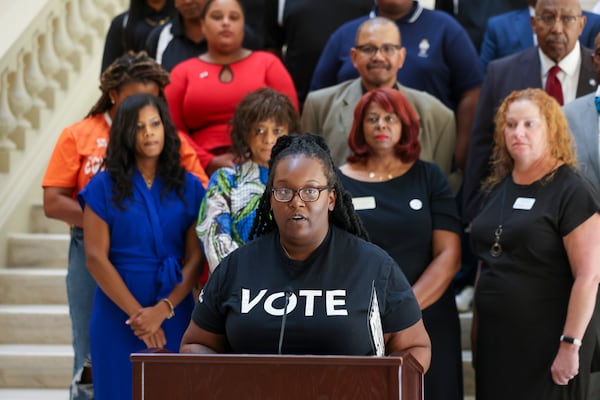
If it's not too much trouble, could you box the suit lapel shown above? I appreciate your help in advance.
[339,80,363,137]
[576,47,597,96]
[584,97,600,181]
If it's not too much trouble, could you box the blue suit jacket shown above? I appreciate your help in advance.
[480,9,600,71]
[563,93,600,190]
[462,45,597,222]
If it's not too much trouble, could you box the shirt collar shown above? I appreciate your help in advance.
[539,40,581,77]
[370,1,423,24]
[103,111,112,127]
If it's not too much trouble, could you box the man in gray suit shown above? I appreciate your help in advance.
[462,0,596,222]
[564,33,600,399]
[302,17,459,190]
[564,32,600,190]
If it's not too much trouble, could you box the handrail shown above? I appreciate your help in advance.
[0,0,126,264]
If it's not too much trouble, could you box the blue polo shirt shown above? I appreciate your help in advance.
[309,2,483,110]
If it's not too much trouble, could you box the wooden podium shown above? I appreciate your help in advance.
[131,352,423,399]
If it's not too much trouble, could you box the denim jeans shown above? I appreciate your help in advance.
[67,227,95,400]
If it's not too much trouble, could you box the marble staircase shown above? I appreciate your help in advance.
[0,203,70,399]
[0,201,476,399]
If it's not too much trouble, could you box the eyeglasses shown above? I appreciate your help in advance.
[535,14,581,27]
[354,43,402,57]
[271,186,332,203]
[364,114,399,125]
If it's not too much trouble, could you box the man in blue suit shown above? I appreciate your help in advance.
[480,0,600,71]
[463,0,597,223]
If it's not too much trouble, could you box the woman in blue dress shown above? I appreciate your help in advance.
[78,93,205,400]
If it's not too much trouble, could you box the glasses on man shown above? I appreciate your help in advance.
[271,186,332,203]
[535,14,581,27]
[364,114,399,126]
[354,43,402,57]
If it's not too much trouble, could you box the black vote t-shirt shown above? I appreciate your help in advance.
[193,226,421,355]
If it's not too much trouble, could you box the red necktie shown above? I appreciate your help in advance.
[545,65,564,105]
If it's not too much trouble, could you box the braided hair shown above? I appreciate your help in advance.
[250,133,368,240]
[88,51,170,117]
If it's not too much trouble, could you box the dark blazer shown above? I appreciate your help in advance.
[481,9,600,71]
[462,45,597,222]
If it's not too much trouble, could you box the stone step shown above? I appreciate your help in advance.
[0,345,71,389]
[0,388,70,400]
[29,203,70,235]
[463,350,474,397]
[0,305,71,345]
[460,311,473,351]
[6,233,69,268]
[0,269,66,304]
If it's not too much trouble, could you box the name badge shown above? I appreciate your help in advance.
[352,196,376,210]
[513,197,536,210]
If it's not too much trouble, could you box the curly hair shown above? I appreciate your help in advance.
[250,133,368,240]
[105,93,185,208]
[347,88,421,163]
[88,51,170,117]
[482,88,577,191]
[229,88,301,161]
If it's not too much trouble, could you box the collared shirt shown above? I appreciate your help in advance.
[538,41,582,104]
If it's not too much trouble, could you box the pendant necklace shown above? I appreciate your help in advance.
[490,180,508,258]
[280,239,292,258]
[368,171,393,181]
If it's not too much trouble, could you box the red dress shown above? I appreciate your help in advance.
[165,51,299,168]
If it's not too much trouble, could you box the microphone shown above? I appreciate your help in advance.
[278,287,293,355]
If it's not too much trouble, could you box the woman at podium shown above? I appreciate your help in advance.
[181,133,431,370]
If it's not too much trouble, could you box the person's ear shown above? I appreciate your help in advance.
[328,188,336,212]
[350,48,360,70]
[396,47,406,70]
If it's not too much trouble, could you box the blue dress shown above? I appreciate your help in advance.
[78,170,205,400]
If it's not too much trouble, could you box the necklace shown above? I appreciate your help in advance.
[140,172,155,189]
[368,171,393,181]
[144,16,171,27]
[280,239,292,258]
[490,180,508,257]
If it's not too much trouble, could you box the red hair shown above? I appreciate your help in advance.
[347,88,421,163]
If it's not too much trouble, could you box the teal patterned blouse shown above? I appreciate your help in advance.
[196,160,269,272]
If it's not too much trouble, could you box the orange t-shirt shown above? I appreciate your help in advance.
[42,113,208,196]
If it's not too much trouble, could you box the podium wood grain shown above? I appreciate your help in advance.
[131,353,423,399]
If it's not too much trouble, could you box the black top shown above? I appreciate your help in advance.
[101,4,174,73]
[263,0,372,106]
[339,161,461,284]
[192,226,421,355]
[145,12,262,72]
[339,160,464,400]
[471,165,600,399]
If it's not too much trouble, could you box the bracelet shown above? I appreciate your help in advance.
[161,298,175,319]
[560,335,582,347]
